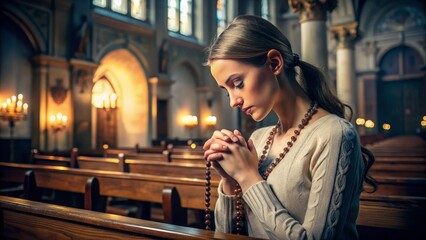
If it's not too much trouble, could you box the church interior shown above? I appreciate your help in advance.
[0,0,425,239]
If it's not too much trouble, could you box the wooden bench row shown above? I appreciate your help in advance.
[0,196,254,240]
[32,151,219,181]
[0,162,219,226]
[1,162,425,231]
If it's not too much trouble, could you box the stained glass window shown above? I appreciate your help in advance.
[93,0,148,21]
[377,6,425,33]
[217,0,227,35]
[261,0,270,20]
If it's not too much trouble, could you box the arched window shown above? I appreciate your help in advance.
[93,0,148,21]
[168,0,194,36]
[376,6,425,33]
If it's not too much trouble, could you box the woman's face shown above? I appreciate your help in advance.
[210,59,280,121]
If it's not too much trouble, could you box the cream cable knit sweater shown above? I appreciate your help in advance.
[214,114,364,239]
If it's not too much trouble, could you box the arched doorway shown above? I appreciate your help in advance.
[93,48,149,148]
[378,46,425,135]
[92,78,118,148]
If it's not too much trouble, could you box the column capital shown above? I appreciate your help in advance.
[289,0,337,23]
[329,22,358,49]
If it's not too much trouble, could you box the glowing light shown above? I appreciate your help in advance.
[365,120,375,129]
[356,118,366,126]
[382,123,391,131]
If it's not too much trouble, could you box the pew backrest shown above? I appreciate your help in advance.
[0,196,254,240]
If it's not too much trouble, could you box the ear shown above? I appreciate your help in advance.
[266,49,284,75]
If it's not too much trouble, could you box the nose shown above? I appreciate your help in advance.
[229,95,243,108]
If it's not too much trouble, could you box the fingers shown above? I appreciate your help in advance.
[233,129,247,147]
[204,149,224,161]
[219,129,240,143]
[203,138,213,150]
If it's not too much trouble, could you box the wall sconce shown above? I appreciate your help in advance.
[205,115,217,128]
[1,94,29,162]
[50,113,68,151]
[183,115,198,129]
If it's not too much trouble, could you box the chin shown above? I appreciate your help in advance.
[250,112,268,122]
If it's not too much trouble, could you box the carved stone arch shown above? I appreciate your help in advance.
[359,0,425,37]
[95,40,151,75]
[1,7,46,54]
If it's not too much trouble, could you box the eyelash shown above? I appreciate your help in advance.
[233,79,244,89]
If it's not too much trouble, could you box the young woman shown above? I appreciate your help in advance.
[203,15,376,239]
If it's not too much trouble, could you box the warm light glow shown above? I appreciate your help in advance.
[0,93,29,121]
[365,120,375,129]
[103,144,109,150]
[205,115,217,127]
[423,116,426,121]
[190,143,197,149]
[382,123,391,131]
[355,118,366,126]
[421,120,426,127]
[50,112,67,132]
[92,78,117,111]
[183,115,198,128]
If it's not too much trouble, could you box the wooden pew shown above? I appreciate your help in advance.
[0,162,218,225]
[105,151,171,162]
[126,157,219,180]
[76,154,128,172]
[30,149,74,167]
[23,169,102,212]
[0,196,254,240]
[365,176,426,197]
[357,194,426,238]
[369,157,426,178]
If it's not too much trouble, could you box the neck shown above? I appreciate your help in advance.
[273,96,311,134]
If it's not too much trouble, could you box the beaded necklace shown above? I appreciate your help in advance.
[205,102,318,234]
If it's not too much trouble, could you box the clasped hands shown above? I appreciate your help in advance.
[203,129,263,193]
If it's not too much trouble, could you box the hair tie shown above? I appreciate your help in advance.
[293,53,300,67]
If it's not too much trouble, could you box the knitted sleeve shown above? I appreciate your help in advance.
[214,181,237,233]
[243,120,363,239]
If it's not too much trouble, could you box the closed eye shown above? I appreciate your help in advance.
[233,78,244,89]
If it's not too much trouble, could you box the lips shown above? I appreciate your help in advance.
[242,106,253,115]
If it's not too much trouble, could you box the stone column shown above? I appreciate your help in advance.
[149,75,174,141]
[330,22,358,119]
[289,0,337,72]
[70,59,98,149]
[32,55,71,151]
